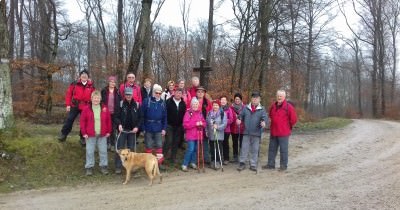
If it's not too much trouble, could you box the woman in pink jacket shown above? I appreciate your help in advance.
[181,98,206,171]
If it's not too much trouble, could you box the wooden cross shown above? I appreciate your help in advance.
[193,58,213,89]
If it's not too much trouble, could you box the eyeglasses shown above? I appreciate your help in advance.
[155,92,162,95]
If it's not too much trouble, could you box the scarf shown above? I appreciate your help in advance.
[232,103,243,114]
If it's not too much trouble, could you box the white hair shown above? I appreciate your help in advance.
[277,90,286,97]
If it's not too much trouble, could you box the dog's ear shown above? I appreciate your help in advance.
[116,149,121,155]
[127,148,131,153]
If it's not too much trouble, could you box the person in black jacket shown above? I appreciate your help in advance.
[163,88,186,164]
[101,76,121,150]
[113,87,142,174]
[141,78,153,100]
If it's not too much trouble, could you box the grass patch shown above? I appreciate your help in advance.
[295,117,352,132]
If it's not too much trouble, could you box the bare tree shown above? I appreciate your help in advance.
[0,0,14,128]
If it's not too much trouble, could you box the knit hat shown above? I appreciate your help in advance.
[234,93,242,100]
[153,84,163,92]
[108,76,117,82]
[79,69,89,76]
[212,99,221,107]
[251,91,261,98]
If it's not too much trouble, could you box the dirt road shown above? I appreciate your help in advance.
[1,119,399,210]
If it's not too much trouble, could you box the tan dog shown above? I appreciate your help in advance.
[118,149,162,186]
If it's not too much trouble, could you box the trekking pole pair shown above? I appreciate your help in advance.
[197,127,205,173]
[115,130,137,152]
[213,128,224,172]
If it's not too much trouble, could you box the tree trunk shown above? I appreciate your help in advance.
[128,0,152,77]
[258,0,271,99]
[142,1,153,80]
[8,0,15,59]
[117,0,124,81]
[0,0,14,129]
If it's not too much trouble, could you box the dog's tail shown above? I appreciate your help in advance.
[152,158,163,183]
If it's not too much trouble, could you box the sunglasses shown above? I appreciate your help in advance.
[155,92,162,95]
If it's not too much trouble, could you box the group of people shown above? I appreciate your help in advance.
[58,69,297,176]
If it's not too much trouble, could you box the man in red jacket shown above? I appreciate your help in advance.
[263,90,297,171]
[58,69,95,144]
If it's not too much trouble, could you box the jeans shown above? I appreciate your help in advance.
[115,132,136,169]
[239,135,261,167]
[61,107,83,139]
[182,140,197,166]
[267,135,289,168]
[85,136,108,168]
[163,125,183,162]
[144,132,163,150]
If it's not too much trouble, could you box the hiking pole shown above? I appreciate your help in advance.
[256,120,264,175]
[197,127,205,173]
[115,130,135,152]
[214,128,224,172]
[213,129,217,170]
[200,128,205,173]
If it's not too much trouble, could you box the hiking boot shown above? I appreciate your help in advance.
[237,163,245,171]
[223,160,229,165]
[100,166,109,175]
[181,165,188,172]
[85,168,93,176]
[190,163,197,169]
[249,166,257,171]
[279,166,287,171]
[262,165,275,170]
[115,168,122,174]
[57,134,67,142]
[214,162,221,170]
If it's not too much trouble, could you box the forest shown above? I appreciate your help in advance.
[1,0,400,128]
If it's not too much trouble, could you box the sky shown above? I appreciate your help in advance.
[64,0,233,28]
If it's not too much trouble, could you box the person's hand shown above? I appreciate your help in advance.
[213,124,218,129]
[236,119,241,125]
[118,125,123,132]
[260,121,266,128]
[83,134,89,139]
[132,127,138,133]
[161,130,166,136]
[105,133,110,138]
[66,106,71,112]
[102,107,107,112]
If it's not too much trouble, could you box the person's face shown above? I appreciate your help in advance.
[168,83,175,91]
[92,95,101,105]
[196,90,205,98]
[154,90,162,99]
[80,73,89,82]
[220,97,227,106]
[125,94,132,101]
[174,91,183,100]
[127,74,135,83]
[109,80,116,88]
[251,96,260,105]
[144,81,151,88]
[191,102,199,111]
[192,78,199,86]
[277,92,285,104]
[178,81,185,88]
[234,97,242,105]
[213,103,220,112]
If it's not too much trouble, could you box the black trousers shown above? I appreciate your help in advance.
[61,107,83,139]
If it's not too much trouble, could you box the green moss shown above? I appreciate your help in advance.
[296,117,352,132]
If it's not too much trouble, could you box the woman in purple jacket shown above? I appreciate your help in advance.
[181,98,206,171]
